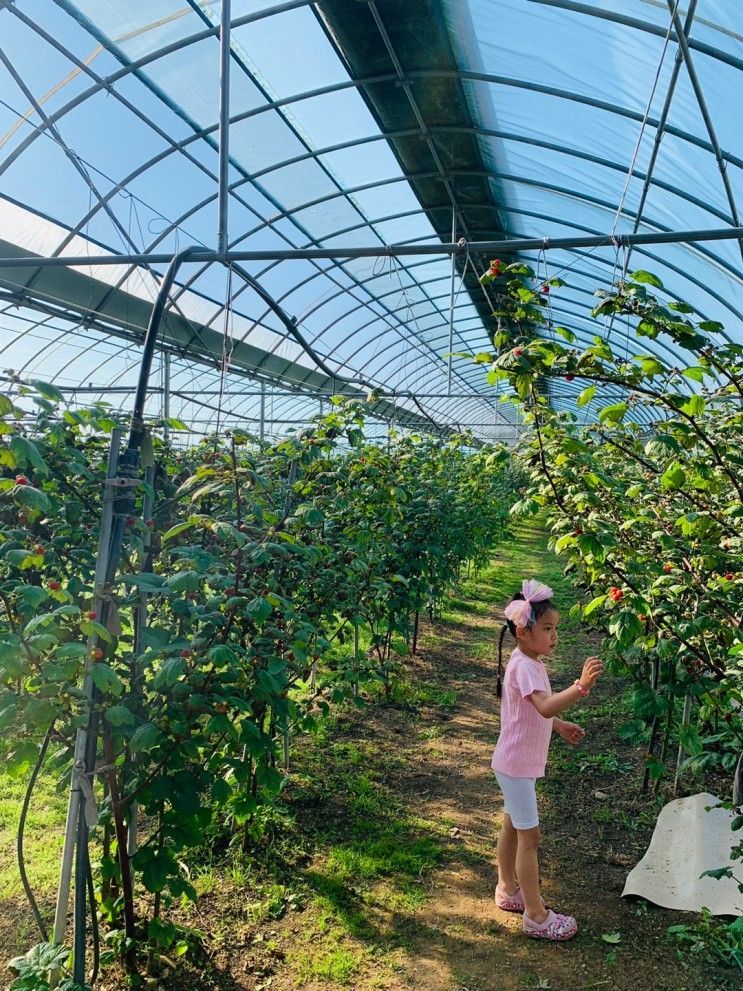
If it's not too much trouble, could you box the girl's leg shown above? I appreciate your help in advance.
[496,813,518,894]
[516,827,548,923]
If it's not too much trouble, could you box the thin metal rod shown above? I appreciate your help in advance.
[622,0,698,277]
[2,223,743,268]
[51,428,121,970]
[217,0,231,258]
[666,0,743,264]
[67,427,122,984]
[162,351,171,445]
[259,381,265,440]
[447,206,456,397]
[39,384,519,401]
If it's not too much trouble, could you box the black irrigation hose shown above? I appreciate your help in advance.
[18,723,54,942]
[86,844,100,985]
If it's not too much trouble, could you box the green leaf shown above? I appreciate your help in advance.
[14,485,51,513]
[612,611,644,647]
[122,573,166,592]
[137,850,176,893]
[639,356,665,378]
[19,585,49,609]
[105,704,136,727]
[660,462,686,491]
[54,642,87,660]
[583,595,608,617]
[630,270,663,289]
[601,932,622,944]
[700,867,733,881]
[29,380,65,402]
[23,612,57,634]
[80,618,113,642]
[246,596,272,624]
[554,533,576,553]
[598,402,628,424]
[164,570,202,593]
[10,435,47,472]
[90,662,124,697]
[681,366,707,383]
[129,722,162,755]
[698,321,723,333]
[153,656,186,691]
[162,521,196,543]
[680,394,705,417]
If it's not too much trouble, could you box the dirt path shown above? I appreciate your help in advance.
[368,531,737,991]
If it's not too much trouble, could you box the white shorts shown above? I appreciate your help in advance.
[494,772,539,829]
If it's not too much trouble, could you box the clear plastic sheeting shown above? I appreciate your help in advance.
[0,0,741,438]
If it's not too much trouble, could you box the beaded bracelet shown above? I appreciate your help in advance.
[574,679,590,697]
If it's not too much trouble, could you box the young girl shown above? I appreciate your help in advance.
[491,579,602,940]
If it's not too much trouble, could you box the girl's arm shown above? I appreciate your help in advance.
[529,656,603,720]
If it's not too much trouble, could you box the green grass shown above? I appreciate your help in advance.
[0,762,68,905]
[294,942,366,985]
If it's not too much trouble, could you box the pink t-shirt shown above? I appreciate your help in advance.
[491,646,553,778]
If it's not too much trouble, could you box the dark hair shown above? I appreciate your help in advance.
[497,592,557,698]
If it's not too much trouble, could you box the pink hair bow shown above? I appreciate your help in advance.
[504,579,554,629]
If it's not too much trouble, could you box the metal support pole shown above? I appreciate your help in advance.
[447,205,456,396]
[259,380,266,441]
[3,224,743,268]
[162,351,171,445]
[622,0,698,278]
[217,0,231,258]
[673,693,693,796]
[129,462,155,858]
[50,428,122,985]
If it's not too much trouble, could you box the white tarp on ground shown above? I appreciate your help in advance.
[622,792,743,916]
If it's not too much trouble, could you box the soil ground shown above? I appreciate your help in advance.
[2,522,738,990]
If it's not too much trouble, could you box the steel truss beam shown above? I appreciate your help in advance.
[1,224,742,269]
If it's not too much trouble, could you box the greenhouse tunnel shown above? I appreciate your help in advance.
[2,2,743,989]
[0,0,740,444]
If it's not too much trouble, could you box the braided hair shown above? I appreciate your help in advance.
[497,590,557,698]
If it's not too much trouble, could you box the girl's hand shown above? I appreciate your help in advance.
[557,721,585,745]
[580,655,603,688]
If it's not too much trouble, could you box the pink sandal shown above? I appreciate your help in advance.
[522,909,578,941]
[495,884,525,912]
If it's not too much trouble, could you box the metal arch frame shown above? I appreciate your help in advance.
[1,215,740,420]
[232,188,742,376]
[1,5,740,430]
[6,0,742,324]
[197,191,743,395]
[7,6,741,176]
[4,23,743,196]
[5,9,741,326]
[526,0,743,72]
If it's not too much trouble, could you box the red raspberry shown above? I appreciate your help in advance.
[48,580,61,591]
[15,475,28,485]
[565,373,575,382]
